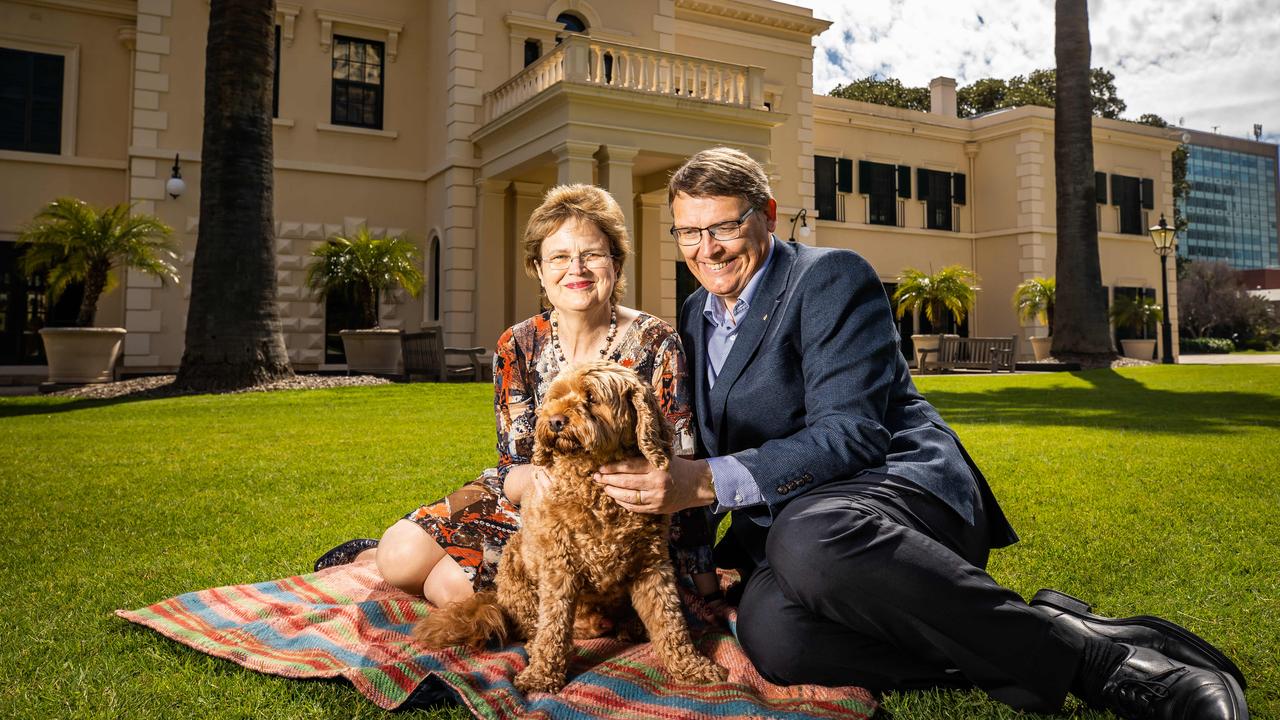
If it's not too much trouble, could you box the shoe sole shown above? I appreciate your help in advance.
[1031,588,1247,691]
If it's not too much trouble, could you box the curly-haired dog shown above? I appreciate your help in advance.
[415,360,726,693]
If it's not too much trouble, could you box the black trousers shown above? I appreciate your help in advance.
[732,475,1083,714]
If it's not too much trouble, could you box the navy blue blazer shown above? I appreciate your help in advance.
[679,238,1017,552]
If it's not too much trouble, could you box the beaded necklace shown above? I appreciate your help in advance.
[550,306,617,364]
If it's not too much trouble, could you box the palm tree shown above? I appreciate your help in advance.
[1052,0,1114,360]
[177,0,292,390]
[892,265,979,330]
[305,227,424,328]
[18,197,178,327]
[1013,277,1056,334]
[1109,294,1163,339]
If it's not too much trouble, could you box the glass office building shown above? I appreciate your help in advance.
[1181,131,1279,270]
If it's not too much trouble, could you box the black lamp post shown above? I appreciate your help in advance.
[1148,213,1176,364]
[787,208,810,242]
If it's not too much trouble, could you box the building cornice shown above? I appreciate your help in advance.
[7,0,133,20]
[674,0,831,39]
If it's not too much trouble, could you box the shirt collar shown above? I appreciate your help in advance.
[702,236,776,326]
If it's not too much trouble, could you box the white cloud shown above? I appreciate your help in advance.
[791,0,1280,145]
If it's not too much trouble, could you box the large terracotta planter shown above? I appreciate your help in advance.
[1120,338,1157,360]
[38,327,126,384]
[1030,336,1053,361]
[339,329,403,375]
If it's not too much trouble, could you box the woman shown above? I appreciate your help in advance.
[315,184,717,611]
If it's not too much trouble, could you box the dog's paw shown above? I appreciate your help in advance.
[674,657,728,684]
[514,668,566,695]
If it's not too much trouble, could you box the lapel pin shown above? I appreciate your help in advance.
[762,314,768,322]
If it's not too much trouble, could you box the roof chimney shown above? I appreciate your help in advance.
[930,76,957,117]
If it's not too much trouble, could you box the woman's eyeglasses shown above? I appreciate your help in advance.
[669,206,756,246]
[540,251,615,270]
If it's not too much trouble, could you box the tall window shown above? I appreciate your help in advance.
[0,47,64,154]
[1110,174,1153,235]
[523,39,541,68]
[331,36,384,130]
[430,236,441,322]
[918,168,962,231]
[272,25,281,118]
[860,161,909,226]
[814,155,852,222]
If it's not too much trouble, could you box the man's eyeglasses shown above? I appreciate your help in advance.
[540,251,615,270]
[670,207,756,246]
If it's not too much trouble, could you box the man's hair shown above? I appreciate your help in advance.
[667,146,773,210]
[523,183,630,304]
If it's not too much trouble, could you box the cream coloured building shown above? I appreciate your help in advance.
[0,0,1181,378]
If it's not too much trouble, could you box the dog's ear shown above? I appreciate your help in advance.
[630,382,672,471]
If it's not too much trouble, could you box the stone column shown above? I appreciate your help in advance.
[553,140,598,185]
[639,189,674,322]
[512,181,546,322]
[596,145,639,307]
[474,179,509,350]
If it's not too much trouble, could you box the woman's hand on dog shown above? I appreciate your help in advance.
[594,456,715,513]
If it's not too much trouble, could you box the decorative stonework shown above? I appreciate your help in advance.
[315,9,403,62]
[122,0,172,368]
[442,0,482,347]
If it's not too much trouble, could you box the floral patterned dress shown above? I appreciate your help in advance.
[404,311,714,591]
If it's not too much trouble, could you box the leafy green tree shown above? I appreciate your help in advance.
[17,197,178,327]
[828,77,931,112]
[891,265,978,329]
[305,227,424,329]
[178,0,292,390]
[836,68,1126,119]
[1053,0,1115,359]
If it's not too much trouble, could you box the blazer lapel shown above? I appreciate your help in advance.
[685,288,718,455]
[707,238,796,448]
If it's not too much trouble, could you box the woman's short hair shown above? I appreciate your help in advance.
[523,184,630,305]
[667,146,773,211]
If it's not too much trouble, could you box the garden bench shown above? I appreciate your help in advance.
[401,324,487,382]
[918,335,1018,374]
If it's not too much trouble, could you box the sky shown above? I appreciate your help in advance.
[789,0,1280,146]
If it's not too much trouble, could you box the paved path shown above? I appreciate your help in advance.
[1178,353,1280,365]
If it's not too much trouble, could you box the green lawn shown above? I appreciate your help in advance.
[2,366,1277,719]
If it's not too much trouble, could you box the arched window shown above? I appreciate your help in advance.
[556,12,586,33]
[430,235,441,322]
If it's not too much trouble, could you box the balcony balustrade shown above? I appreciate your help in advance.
[483,34,765,124]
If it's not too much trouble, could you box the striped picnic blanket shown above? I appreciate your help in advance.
[116,562,877,719]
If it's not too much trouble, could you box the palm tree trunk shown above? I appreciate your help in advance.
[1051,0,1114,360]
[177,0,292,389]
[78,261,110,327]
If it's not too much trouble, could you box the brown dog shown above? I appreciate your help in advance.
[414,360,726,693]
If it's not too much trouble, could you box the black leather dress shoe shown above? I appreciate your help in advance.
[1098,644,1248,720]
[1031,588,1246,690]
[313,537,379,572]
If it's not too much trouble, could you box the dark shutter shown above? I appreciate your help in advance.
[837,158,853,193]
[814,155,837,222]
[1111,174,1122,207]
[858,160,873,194]
[896,165,911,199]
[1140,178,1154,210]
[1095,171,1107,204]
[917,167,930,200]
[952,172,966,205]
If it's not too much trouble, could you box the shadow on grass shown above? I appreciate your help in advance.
[0,395,151,418]
[923,370,1280,435]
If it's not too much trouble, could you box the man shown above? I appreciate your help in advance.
[596,147,1248,719]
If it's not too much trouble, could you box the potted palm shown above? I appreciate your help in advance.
[892,265,978,368]
[1013,277,1056,361]
[304,226,423,375]
[1110,294,1162,360]
[18,198,178,384]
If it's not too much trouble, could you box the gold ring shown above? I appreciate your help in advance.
[635,489,642,504]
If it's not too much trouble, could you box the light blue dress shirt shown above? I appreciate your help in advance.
[702,239,775,510]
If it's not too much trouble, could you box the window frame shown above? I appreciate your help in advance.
[0,37,78,157]
[330,35,385,131]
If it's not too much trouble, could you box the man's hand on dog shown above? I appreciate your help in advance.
[594,456,715,513]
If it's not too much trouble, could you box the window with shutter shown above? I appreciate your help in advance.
[0,47,64,154]
[918,169,953,230]
[1112,174,1143,234]
[837,158,853,194]
[952,173,966,206]
[1095,171,1107,204]
[1140,178,1154,210]
[896,165,911,199]
[814,155,837,222]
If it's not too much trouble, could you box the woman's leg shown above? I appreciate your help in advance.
[375,519,476,607]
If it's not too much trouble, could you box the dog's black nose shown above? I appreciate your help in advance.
[548,414,567,433]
